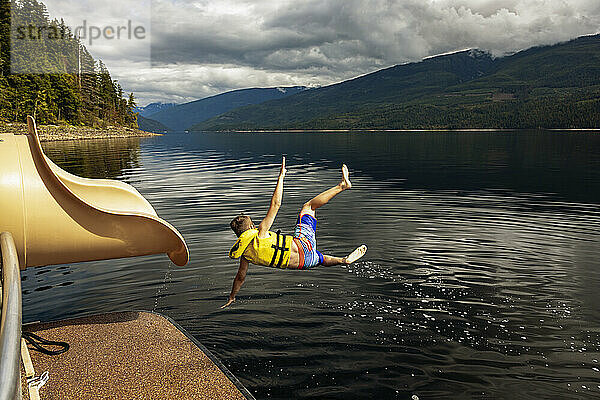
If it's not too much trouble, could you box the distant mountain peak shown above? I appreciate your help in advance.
[468,49,491,59]
[135,102,178,117]
[421,48,493,62]
[147,86,308,131]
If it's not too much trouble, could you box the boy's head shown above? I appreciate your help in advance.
[230,215,255,237]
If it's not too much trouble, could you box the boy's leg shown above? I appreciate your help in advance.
[294,164,366,269]
[300,164,352,217]
[321,255,346,266]
[321,245,368,266]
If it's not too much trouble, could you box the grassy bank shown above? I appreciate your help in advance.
[0,121,159,142]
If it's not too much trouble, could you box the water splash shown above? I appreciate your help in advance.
[153,262,172,312]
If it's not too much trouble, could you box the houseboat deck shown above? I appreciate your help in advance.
[20,311,253,400]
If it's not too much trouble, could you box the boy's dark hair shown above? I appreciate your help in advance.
[230,215,253,237]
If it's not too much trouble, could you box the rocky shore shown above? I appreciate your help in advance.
[0,122,159,142]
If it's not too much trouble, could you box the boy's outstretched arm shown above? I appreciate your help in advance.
[258,156,287,238]
[222,257,249,308]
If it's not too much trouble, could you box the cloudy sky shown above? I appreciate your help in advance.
[43,0,600,105]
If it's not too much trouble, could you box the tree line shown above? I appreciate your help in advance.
[0,0,137,127]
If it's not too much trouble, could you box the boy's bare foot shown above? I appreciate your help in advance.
[340,164,352,190]
[343,245,367,264]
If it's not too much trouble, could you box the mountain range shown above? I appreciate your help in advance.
[135,103,177,117]
[189,34,600,131]
[140,86,307,132]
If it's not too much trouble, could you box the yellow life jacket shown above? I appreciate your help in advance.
[229,229,293,269]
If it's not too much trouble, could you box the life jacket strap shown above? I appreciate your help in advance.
[269,230,290,268]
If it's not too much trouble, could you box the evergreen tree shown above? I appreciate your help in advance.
[0,0,139,127]
[0,0,11,76]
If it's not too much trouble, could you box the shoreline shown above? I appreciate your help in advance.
[0,121,160,142]
[194,128,600,133]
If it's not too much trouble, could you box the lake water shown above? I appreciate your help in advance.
[23,131,600,399]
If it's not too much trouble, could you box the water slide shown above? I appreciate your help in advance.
[0,116,188,268]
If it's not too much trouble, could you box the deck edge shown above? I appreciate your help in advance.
[141,310,257,400]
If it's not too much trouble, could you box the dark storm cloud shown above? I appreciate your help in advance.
[151,0,600,70]
[44,0,600,104]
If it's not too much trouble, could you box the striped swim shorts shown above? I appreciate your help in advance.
[293,214,324,269]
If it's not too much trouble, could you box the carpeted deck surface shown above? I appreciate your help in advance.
[20,311,249,400]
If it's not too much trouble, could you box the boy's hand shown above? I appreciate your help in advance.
[221,297,235,309]
[279,156,287,177]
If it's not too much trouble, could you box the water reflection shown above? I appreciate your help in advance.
[22,131,600,399]
[42,138,142,179]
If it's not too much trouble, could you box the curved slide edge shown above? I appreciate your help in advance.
[46,156,158,216]
[25,116,188,266]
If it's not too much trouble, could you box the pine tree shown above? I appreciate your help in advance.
[0,0,139,127]
[0,0,10,76]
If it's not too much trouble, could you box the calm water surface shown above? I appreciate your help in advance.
[23,131,600,399]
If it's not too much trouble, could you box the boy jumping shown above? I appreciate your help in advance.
[222,157,367,308]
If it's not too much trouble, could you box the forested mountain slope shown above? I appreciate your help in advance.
[147,86,307,131]
[193,35,600,130]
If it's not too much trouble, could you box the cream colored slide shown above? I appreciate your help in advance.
[0,116,188,268]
